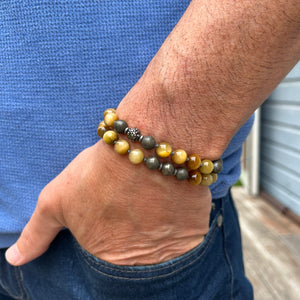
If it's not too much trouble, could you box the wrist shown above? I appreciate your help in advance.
[117,62,232,161]
[93,141,211,265]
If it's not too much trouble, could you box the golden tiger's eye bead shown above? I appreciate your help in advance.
[114,140,129,155]
[103,130,118,145]
[97,127,107,138]
[156,142,172,158]
[211,173,218,183]
[187,154,201,170]
[188,171,202,186]
[129,149,144,164]
[103,108,116,117]
[200,174,213,186]
[172,149,187,165]
[97,121,108,138]
[199,159,214,174]
[104,113,118,127]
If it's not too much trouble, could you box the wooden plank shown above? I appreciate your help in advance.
[231,187,300,300]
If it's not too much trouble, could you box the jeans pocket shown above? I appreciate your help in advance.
[73,210,222,281]
[72,209,231,300]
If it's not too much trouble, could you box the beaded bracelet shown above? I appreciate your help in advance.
[97,108,223,186]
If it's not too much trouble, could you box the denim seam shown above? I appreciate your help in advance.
[14,267,29,300]
[221,208,234,300]
[77,220,220,280]
[76,211,221,275]
[0,278,20,299]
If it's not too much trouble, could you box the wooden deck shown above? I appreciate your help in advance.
[232,187,300,300]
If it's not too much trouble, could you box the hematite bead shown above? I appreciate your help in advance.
[176,168,189,181]
[145,156,160,170]
[141,136,156,150]
[161,162,175,176]
[126,128,141,141]
[213,159,223,174]
[113,120,128,134]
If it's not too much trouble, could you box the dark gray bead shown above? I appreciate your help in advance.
[213,159,223,174]
[176,168,189,181]
[141,135,156,150]
[161,163,175,176]
[145,156,160,170]
[126,127,141,141]
[113,120,128,134]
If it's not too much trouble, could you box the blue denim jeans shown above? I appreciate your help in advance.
[0,191,253,300]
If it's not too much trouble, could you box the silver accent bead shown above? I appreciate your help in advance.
[126,127,141,141]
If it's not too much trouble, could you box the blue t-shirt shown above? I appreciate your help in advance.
[0,1,253,248]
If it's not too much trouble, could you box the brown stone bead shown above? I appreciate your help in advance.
[211,173,218,183]
[188,171,202,186]
[199,159,214,174]
[97,126,107,138]
[97,121,108,138]
[114,140,129,155]
[129,149,144,164]
[103,130,118,145]
[172,149,187,165]
[104,113,118,127]
[103,108,116,117]
[156,142,172,158]
[200,174,213,186]
[187,154,201,170]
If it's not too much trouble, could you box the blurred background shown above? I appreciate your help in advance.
[233,61,300,300]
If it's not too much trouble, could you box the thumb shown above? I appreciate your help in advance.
[5,200,63,266]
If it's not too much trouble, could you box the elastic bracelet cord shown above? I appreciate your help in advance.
[97,108,223,186]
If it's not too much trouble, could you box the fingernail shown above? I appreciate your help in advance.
[5,244,22,265]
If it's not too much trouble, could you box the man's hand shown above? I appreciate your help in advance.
[5,140,211,266]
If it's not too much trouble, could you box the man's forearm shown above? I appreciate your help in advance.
[118,0,300,159]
